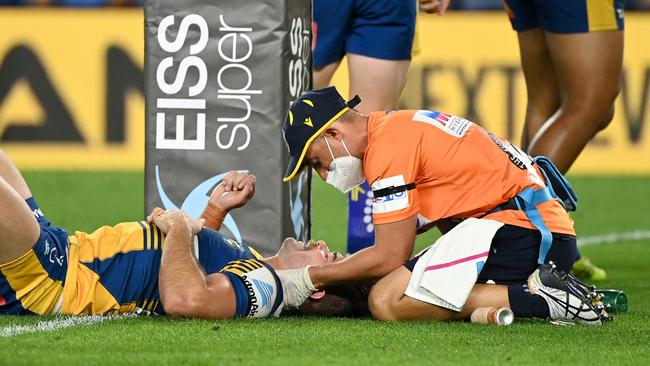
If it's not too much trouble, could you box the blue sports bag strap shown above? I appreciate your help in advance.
[517,187,554,264]
[533,156,578,212]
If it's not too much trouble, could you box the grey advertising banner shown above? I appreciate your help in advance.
[144,0,312,255]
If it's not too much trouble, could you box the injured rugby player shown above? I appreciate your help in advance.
[0,149,349,318]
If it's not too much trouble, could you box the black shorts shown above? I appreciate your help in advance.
[404,224,578,285]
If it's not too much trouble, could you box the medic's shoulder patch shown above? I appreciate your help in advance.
[371,175,410,214]
[412,110,472,138]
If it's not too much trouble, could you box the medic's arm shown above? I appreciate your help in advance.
[309,215,417,288]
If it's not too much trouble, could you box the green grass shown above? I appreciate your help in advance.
[1,172,650,365]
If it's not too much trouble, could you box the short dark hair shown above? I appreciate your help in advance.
[293,283,372,317]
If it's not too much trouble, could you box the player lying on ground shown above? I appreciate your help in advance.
[0,150,343,318]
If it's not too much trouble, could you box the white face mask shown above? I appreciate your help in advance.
[323,137,365,193]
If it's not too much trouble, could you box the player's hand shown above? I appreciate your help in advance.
[210,171,256,212]
[419,0,452,15]
[146,207,166,223]
[276,266,318,309]
[148,209,204,236]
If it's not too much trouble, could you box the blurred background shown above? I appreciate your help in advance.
[0,1,648,251]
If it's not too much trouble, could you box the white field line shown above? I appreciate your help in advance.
[577,230,650,247]
[0,314,134,338]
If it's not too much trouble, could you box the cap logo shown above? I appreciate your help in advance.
[302,99,314,107]
[288,111,294,125]
[304,117,314,127]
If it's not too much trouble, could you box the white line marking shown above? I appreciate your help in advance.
[578,230,650,247]
[0,314,134,338]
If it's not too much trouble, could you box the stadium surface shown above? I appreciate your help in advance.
[0,172,648,365]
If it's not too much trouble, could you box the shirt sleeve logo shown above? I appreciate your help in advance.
[371,175,410,214]
[412,110,472,138]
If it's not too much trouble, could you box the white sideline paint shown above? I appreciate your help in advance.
[0,314,134,338]
[578,230,650,247]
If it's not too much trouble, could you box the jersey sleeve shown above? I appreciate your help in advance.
[365,137,421,225]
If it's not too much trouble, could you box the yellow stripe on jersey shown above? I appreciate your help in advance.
[248,247,264,260]
[221,259,264,277]
[235,259,264,271]
[0,249,63,315]
[587,0,618,32]
[412,1,421,58]
[120,302,138,314]
[74,222,163,263]
[221,259,263,276]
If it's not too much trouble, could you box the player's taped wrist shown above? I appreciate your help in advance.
[277,266,317,309]
[202,202,227,230]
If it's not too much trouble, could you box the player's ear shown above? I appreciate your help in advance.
[309,289,326,300]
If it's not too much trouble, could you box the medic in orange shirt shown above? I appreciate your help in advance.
[278,87,608,325]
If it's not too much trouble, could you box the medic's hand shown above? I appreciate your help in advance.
[419,0,453,15]
[276,266,318,309]
[210,171,256,212]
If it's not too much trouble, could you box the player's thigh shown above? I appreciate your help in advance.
[347,54,410,113]
[0,177,40,264]
[313,61,341,89]
[539,0,623,111]
[546,31,623,111]
[369,265,456,321]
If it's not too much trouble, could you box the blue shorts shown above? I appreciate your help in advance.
[503,0,624,33]
[313,0,416,68]
[0,198,69,315]
[404,225,578,285]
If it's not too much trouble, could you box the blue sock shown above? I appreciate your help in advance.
[508,284,549,318]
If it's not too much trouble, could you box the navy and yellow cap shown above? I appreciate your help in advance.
[282,86,361,182]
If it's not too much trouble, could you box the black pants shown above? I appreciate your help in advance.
[404,224,578,285]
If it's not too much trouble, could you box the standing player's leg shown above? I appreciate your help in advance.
[526,30,623,173]
[313,61,341,89]
[347,54,411,113]
[0,149,40,264]
[517,28,561,151]
[339,0,416,253]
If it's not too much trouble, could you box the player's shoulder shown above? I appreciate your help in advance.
[196,228,261,268]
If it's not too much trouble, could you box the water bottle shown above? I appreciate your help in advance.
[598,289,628,314]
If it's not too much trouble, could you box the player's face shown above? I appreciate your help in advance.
[276,237,343,268]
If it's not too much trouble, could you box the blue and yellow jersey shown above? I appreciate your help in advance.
[62,222,264,315]
[0,199,264,316]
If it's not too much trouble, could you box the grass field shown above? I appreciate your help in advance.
[1,172,649,365]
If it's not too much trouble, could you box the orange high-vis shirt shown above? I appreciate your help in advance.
[364,110,575,235]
